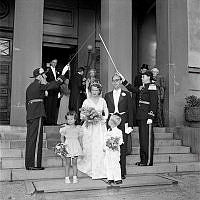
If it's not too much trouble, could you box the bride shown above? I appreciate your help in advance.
[77,81,108,179]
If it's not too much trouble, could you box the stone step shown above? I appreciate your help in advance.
[2,153,198,169]
[131,132,174,139]
[0,145,191,158]
[0,140,47,149]
[1,156,63,169]
[0,132,46,140]
[0,126,27,132]
[127,153,199,164]
[132,127,175,133]
[0,148,54,158]
[132,139,182,147]
[1,162,199,181]
[132,146,191,154]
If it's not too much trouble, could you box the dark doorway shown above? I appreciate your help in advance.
[42,45,78,76]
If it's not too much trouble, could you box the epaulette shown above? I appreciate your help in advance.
[148,84,157,90]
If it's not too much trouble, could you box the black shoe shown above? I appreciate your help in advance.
[121,175,126,179]
[107,180,114,184]
[26,167,45,170]
[138,163,147,166]
[135,162,147,166]
[148,163,153,166]
[115,180,122,184]
[135,162,141,166]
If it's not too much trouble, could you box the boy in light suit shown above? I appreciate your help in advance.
[105,114,123,184]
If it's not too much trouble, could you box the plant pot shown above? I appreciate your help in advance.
[185,107,200,122]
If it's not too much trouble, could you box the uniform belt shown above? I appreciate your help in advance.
[110,112,126,115]
[28,99,43,104]
[139,100,150,105]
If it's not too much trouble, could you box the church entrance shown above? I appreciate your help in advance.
[42,45,78,76]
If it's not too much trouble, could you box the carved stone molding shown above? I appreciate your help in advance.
[0,0,10,19]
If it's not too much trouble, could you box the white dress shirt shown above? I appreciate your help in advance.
[113,88,121,113]
[51,66,56,80]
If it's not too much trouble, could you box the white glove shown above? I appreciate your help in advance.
[117,72,125,82]
[62,64,70,75]
[45,90,48,96]
[125,123,133,134]
[147,119,152,124]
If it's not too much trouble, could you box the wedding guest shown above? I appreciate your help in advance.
[105,114,123,185]
[104,73,134,179]
[59,111,83,184]
[57,79,70,125]
[85,68,97,98]
[25,66,69,170]
[45,58,61,125]
[151,67,165,127]
[68,67,85,123]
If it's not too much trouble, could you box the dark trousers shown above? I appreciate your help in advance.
[45,95,59,125]
[120,133,127,176]
[137,120,154,165]
[25,117,43,168]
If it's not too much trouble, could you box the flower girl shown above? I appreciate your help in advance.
[105,114,123,184]
[59,111,83,183]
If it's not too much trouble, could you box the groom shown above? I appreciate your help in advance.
[104,73,134,179]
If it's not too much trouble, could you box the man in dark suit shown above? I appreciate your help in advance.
[120,70,158,166]
[104,73,134,179]
[68,67,85,122]
[25,66,69,170]
[44,58,61,125]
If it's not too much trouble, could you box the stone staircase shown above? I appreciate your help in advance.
[0,126,199,181]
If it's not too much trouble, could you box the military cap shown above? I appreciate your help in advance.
[143,70,153,79]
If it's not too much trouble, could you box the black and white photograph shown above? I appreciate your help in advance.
[0,0,199,199]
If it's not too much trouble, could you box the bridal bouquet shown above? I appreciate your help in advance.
[106,136,121,151]
[53,143,68,158]
[79,107,102,127]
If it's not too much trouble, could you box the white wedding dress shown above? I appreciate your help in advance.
[77,97,108,179]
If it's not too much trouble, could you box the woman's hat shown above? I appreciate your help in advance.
[30,68,46,78]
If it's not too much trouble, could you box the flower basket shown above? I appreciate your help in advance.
[185,107,200,122]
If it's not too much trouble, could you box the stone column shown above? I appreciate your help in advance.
[156,0,188,126]
[10,0,44,126]
[101,0,132,92]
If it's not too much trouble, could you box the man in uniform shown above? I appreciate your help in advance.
[25,66,69,170]
[119,70,158,166]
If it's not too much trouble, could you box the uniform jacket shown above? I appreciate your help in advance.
[26,75,65,121]
[104,90,134,127]
[123,80,158,120]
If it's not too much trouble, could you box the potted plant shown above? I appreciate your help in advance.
[185,95,200,127]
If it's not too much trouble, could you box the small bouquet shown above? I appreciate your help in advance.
[53,143,68,158]
[79,107,102,127]
[106,136,121,151]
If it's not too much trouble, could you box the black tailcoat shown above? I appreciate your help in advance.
[68,72,85,114]
[44,67,61,125]
[104,90,133,176]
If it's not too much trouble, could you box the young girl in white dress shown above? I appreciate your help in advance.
[59,111,83,183]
